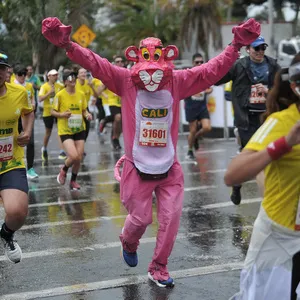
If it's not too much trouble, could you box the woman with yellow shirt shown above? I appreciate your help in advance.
[14,66,39,180]
[38,69,65,161]
[225,57,300,299]
[51,70,92,190]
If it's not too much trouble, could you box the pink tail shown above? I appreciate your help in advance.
[114,155,126,182]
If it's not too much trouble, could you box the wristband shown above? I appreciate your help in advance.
[267,137,292,160]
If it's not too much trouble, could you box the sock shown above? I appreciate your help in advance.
[188,148,193,151]
[60,150,65,154]
[1,223,14,240]
[42,146,47,151]
[62,165,69,173]
[71,173,77,182]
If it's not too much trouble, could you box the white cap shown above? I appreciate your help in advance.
[47,69,58,76]
[288,62,300,81]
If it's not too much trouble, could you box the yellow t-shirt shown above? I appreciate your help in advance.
[245,103,300,230]
[12,81,34,108]
[10,73,16,84]
[0,83,33,175]
[92,78,102,89]
[39,82,64,117]
[24,82,34,105]
[104,89,121,107]
[52,89,87,135]
[75,79,93,103]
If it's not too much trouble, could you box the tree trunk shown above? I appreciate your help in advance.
[292,2,300,36]
[32,49,40,74]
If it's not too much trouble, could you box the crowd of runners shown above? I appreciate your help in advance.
[0,15,300,299]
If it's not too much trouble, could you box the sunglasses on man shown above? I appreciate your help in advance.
[194,60,204,65]
[253,44,267,52]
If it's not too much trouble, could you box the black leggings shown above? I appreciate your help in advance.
[18,119,35,170]
[291,251,300,300]
[84,118,90,141]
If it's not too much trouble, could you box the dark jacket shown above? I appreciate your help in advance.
[215,55,280,130]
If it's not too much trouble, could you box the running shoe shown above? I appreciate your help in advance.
[120,228,138,267]
[41,147,48,161]
[230,186,242,205]
[58,151,67,160]
[148,272,174,288]
[186,150,195,160]
[57,168,67,185]
[148,262,174,288]
[121,248,138,267]
[99,119,106,134]
[27,168,39,179]
[70,181,81,191]
[1,235,22,263]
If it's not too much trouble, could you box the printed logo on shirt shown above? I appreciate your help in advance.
[70,104,80,111]
[6,119,16,126]
[141,108,168,118]
[0,128,13,135]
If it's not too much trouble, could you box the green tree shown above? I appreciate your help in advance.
[96,0,181,57]
[0,0,98,72]
[178,0,223,60]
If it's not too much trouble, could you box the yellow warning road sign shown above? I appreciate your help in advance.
[72,24,96,48]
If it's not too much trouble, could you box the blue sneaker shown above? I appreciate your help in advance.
[121,247,138,267]
[148,272,175,288]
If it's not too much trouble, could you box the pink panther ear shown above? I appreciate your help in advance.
[125,46,139,62]
[164,45,179,61]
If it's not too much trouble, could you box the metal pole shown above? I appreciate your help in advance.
[223,86,229,139]
[268,0,274,56]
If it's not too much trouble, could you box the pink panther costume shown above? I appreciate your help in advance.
[42,17,260,287]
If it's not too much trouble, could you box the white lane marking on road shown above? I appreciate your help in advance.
[9,197,261,231]
[0,262,243,300]
[0,226,253,262]
[182,198,262,211]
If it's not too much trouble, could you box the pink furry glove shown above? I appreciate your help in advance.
[231,18,261,51]
[42,17,72,49]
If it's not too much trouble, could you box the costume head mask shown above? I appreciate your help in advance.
[125,37,178,92]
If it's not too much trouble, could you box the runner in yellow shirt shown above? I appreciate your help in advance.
[38,69,65,162]
[225,59,300,299]
[52,70,92,190]
[14,66,39,179]
[75,68,97,142]
[0,52,34,264]
[98,56,123,150]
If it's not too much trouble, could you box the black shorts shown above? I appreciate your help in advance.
[43,116,57,129]
[60,131,86,143]
[186,107,210,122]
[0,168,28,194]
[109,106,121,117]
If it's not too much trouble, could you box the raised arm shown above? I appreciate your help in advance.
[175,18,260,100]
[42,17,130,96]
[175,46,238,99]
[66,43,129,95]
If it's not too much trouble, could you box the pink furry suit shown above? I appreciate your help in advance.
[42,17,260,285]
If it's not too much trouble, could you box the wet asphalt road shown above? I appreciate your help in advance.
[0,120,262,300]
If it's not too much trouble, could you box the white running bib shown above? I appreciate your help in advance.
[0,136,13,162]
[249,85,267,104]
[68,115,82,128]
[139,121,168,147]
[191,92,205,101]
